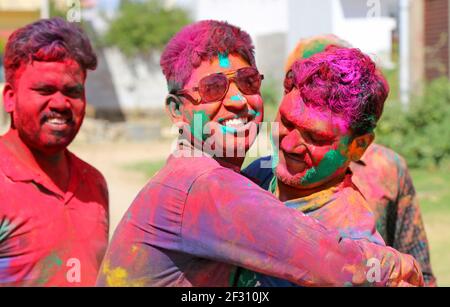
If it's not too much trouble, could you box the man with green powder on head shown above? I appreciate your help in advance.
[237,34,436,287]
[97,21,423,287]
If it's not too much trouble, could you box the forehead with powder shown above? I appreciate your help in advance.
[160,20,256,91]
[280,91,350,136]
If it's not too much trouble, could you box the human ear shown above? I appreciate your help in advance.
[3,83,16,113]
[348,133,374,161]
[165,94,185,124]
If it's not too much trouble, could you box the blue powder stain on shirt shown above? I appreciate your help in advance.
[0,258,13,283]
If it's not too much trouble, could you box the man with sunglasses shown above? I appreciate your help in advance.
[97,21,423,287]
[238,35,436,287]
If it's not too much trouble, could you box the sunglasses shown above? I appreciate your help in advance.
[283,69,296,94]
[172,67,264,104]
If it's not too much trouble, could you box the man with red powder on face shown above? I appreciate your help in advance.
[0,18,108,286]
[97,20,423,287]
[238,35,436,287]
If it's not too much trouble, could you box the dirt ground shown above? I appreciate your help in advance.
[69,140,174,236]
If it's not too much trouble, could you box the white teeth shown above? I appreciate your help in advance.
[47,118,67,125]
[224,118,248,127]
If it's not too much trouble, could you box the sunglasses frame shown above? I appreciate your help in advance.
[172,67,264,105]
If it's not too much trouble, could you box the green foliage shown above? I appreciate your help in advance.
[0,36,6,55]
[49,0,67,19]
[260,77,282,122]
[104,0,191,57]
[376,77,450,168]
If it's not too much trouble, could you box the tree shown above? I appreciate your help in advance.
[104,0,191,57]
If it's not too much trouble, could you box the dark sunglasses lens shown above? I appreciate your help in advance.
[284,70,295,94]
[236,68,262,95]
[199,73,228,102]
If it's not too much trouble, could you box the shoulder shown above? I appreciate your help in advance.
[363,143,408,171]
[151,155,224,193]
[68,151,109,202]
[68,151,107,185]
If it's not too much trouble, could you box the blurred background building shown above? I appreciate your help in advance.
[0,0,449,120]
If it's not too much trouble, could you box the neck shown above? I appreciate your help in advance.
[215,156,245,172]
[1,129,70,192]
[177,138,245,172]
[277,174,345,202]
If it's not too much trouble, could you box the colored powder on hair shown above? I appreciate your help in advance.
[218,52,230,68]
[302,42,326,59]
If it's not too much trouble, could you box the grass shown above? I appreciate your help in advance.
[410,164,450,286]
[124,160,166,178]
[126,158,450,286]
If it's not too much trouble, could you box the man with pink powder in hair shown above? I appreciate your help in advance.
[97,20,423,287]
[238,35,436,287]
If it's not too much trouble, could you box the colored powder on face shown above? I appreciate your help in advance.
[218,52,231,68]
[221,125,237,134]
[230,94,243,101]
[248,110,261,117]
[301,136,350,185]
[190,110,210,141]
[302,42,326,59]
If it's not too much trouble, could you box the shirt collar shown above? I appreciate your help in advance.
[271,170,357,213]
[0,140,80,200]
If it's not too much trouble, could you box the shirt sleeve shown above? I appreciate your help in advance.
[393,161,437,286]
[180,168,424,287]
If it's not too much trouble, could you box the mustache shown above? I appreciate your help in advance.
[40,111,74,125]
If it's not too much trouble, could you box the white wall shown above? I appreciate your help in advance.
[287,0,334,54]
[104,48,167,111]
[332,0,396,66]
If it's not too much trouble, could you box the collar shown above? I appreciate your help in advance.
[0,140,80,202]
[270,170,357,213]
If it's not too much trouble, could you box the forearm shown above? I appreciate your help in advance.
[183,172,424,286]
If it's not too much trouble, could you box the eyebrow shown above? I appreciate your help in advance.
[64,84,85,91]
[30,82,84,91]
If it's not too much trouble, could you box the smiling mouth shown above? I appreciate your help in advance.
[222,117,249,128]
[43,114,73,128]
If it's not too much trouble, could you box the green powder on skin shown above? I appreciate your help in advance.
[301,136,350,185]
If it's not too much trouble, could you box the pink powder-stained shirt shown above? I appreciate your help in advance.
[96,148,423,287]
[0,141,109,286]
[240,143,434,287]
[351,143,436,286]
[236,170,386,287]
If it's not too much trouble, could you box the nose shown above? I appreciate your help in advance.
[222,82,247,111]
[280,129,308,155]
[48,92,71,111]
